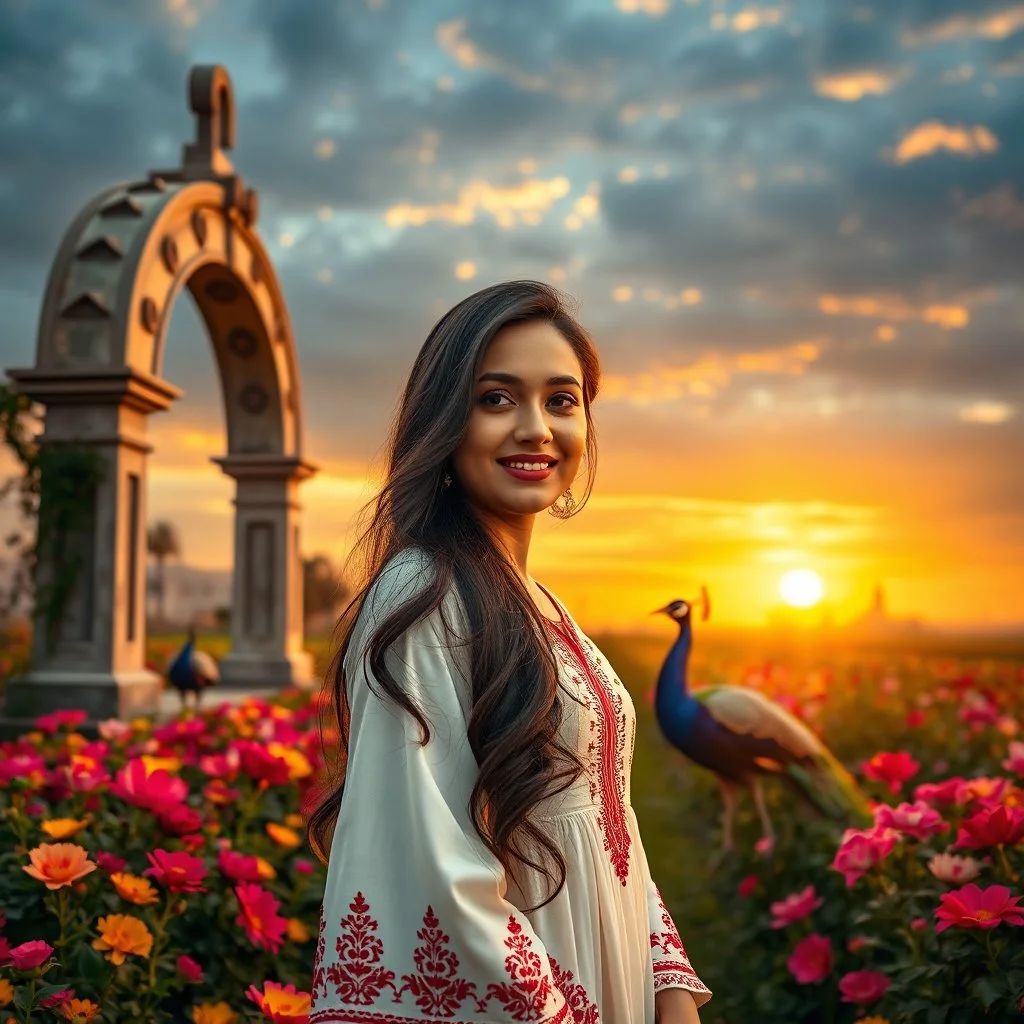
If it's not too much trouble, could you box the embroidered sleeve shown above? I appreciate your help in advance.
[311,553,569,1023]
[646,882,712,1007]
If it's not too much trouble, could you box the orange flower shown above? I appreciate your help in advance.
[110,872,160,906]
[92,914,153,964]
[286,917,311,942]
[23,843,97,890]
[265,823,301,849]
[245,981,311,1024]
[256,857,277,881]
[41,818,89,840]
[192,1001,238,1024]
[140,754,182,774]
[267,744,313,781]
[62,999,102,1024]
[284,813,304,829]
[0,979,13,1007]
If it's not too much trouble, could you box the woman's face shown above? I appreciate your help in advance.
[451,320,587,521]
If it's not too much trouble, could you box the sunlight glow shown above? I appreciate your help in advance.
[779,569,825,608]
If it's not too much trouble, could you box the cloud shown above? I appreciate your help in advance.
[891,121,1000,163]
[902,5,1024,45]
[813,68,908,102]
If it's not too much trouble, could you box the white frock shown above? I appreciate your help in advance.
[310,549,711,1023]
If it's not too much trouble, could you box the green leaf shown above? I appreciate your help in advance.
[971,975,1004,1009]
[75,942,108,987]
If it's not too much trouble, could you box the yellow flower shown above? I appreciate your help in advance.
[23,843,97,890]
[92,914,153,965]
[265,823,301,848]
[192,1001,238,1024]
[62,998,102,1024]
[267,743,313,781]
[0,980,13,1007]
[256,857,277,880]
[110,872,160,906]
[286,917,311,942]
[284,813,305,829]
[140,754,182,774]
[129,717,151,733]
[65,733,88,752]
[41,818,89,840]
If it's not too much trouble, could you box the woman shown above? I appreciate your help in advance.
[307,281,711,1023]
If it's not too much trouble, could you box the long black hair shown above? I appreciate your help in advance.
[307,280,601,909]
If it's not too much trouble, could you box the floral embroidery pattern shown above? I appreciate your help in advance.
[649,888,712,998]
[547,618,632,885]
[547,957,601,1023]
[310,894,573,1022]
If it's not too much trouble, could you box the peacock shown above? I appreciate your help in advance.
[652,590,872,862]
[167,626,220,710]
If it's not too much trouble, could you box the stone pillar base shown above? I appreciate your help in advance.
[0,669,163,737]
[217,650,316,690]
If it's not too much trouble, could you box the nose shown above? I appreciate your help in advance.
[514,398,554,446]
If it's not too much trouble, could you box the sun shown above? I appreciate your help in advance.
[779,568,825,608]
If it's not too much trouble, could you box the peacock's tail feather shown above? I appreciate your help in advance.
[785,748,873,826]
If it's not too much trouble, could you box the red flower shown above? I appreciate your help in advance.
[95,852,127,875]
[5,939,55,970]
[157,804,203,836]
[905,709,926,728]
[786,934,833,985]
[218,848,264,883]
[838,969,890,1005]
[39,989,73,1009]
[860,751,920,794]
[176,954,205,983]
[34,709,87,734]
[110,759,188,814]
[144,849,207,893]
[913,777,963,806]
[953,804,1024,850]
[770,885,824,928]
[234,883,289,953]
[233,741,292,786]
[934,884,1024,933]
[737,874,759,898]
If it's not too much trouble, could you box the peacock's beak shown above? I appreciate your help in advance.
[650,604,671,615]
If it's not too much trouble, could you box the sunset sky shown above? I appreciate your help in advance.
[1,0,1022,630]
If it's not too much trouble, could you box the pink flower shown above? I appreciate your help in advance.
[218,848,264,883]
[97,719,133,742]
[235,883,289,953]
[110,759,188,815]
[176,954,204,983]
[95,851,127,875]
[754,835,775,856]
[0,753,46,785]
[873,801,949,840]
[1004,741,1024,776]
[955,777,1011,809]
[737,874,759,898]
[293,858,316,876]
[832,825,898,888]
[913,777,964,806]
[39,989,73,1009]
[145,849,208,893]
[5,939,55,970]
[770,885,824,928]
[935,884,1024,933]
[158,804,203,836]
[34,709,87,734]
[786,934,833,985]
[846,936,869,954]
[953,805,1024,850]
[860,751,920,794]
[905,709,926,728]
[838,969,891,1005]
[928,852,981,884]
[911,917,928,932]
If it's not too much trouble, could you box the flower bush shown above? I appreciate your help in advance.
[0,694,327,1023]
[701,655,1024,1023]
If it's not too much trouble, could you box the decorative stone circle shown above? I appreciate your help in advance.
[227,327,258,359]
[239,382,269,414]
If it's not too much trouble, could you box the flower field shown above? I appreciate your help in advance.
[1,630,1023,1023]
[0,691,329,1024]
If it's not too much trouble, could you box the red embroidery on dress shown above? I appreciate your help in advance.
[649,887,711,997]
[548,956,601,1023]
[649,886,686,957]
[548,618,632,885]
[395,905,478,1015]
[313,907,329,1001]
[312,895,570,1022]
[326,892,397,1005]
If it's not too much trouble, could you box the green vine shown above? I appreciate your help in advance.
[0,383,106,653]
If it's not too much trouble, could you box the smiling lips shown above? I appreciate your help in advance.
[497,454,558,481]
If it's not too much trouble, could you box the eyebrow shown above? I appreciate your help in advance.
[477,372,582,388]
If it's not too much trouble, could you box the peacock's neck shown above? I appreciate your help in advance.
[655,624,692,708]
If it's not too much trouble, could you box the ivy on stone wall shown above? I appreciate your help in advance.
[0,383,106,653]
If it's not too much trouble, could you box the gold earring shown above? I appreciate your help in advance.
[442,472,452,489]
[548,487,575,518]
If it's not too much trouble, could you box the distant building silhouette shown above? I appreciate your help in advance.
[850,583,923,636]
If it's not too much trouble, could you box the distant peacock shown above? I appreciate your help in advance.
[167,626,220,710]
[652,590,872,862]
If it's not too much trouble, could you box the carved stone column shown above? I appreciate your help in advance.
[213,454,317,689]
[1,368,180,727]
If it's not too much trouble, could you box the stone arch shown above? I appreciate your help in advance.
[3,65,316,726]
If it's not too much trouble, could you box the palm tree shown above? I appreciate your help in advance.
[147,520,181,624]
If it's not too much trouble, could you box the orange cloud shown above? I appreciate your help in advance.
[891,121,999,163]
[435,19,550,91]
[384,177,572,229]
[903,5,1024,45]
[813,68,907,101]
[817,294,970,329]
[602,341,822,404]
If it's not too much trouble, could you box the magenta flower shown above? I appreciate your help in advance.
[838,969,891,1005]
[935,884,1024,933]
[860,751,920,794]
[873,800,949,840]
[913,777,963,806]
[5,939,55,970]
[786,934,833,984]
[770,885,824,929]
[831,825,898,888]
[953,804,1024,850]
[110,758,188,814]
[176,953,205,983]
[1003,741,1024,776]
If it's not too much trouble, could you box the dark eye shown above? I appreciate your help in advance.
[479,391,513,407]
[550,393,580,409]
